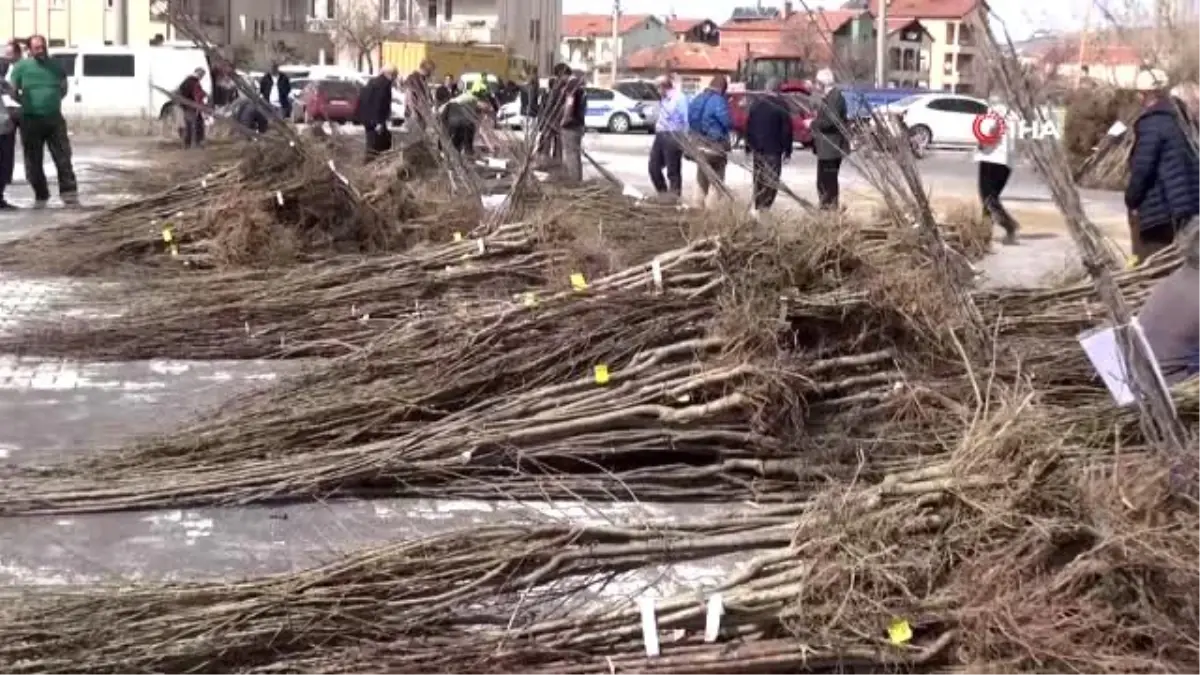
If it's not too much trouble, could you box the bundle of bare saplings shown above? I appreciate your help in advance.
[0,133,488,276]
[0,377,1194,674]
[0,209,1003,512]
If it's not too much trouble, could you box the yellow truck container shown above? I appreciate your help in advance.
[380,41,513,81]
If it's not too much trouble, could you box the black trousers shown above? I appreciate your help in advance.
[364,125,393,161]
[752,152,783,209]
[649,132,683,195]
[19,114,77,200]
[182,110,205,148]
[977,161,1018,234]
[816,157,841,209]
[448,119,476,155]
[0,131,15,199]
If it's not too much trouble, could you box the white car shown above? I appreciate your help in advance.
[497,86,652,133]
[887,93,990,151]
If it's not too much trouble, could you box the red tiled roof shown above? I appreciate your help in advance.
[863,0,982,19]
[1025,35,1144,66]
[666,17,707,34]
[624,42,742,72]
[720,8,866,33]
[562,14,658,38]
[886,17,929,35]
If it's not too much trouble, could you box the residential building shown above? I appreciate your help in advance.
[720,5,930,85]
[623,42,740,93]
[560,13,672,80]
[0,1,330,64]
[845,0,987,93]
[886,17,933,88]
[666,18,720,46]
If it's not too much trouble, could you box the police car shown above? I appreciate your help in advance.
[497,85,652,133]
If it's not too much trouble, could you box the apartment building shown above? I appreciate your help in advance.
[1,1,329,62]
[320,0,560,69]
[846,0,986,93]
[559,13,673,77]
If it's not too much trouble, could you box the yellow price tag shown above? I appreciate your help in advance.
[570,273,587,291]
[1125,255,1139,269]
[453,231,464,242]
[593,364,610,385]
[887,618,912,645]
[521,292,538,307]
[161,227,174,243]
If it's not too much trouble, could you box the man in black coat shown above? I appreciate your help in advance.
[810,68,848,210]
[1126,69,1200,261]
[358,65,397,161]
[520,66,540,125]
[744,79,794,213]
[259,63,292,119]
[0,39,21,210]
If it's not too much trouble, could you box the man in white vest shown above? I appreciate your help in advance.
[975,112,1019,245]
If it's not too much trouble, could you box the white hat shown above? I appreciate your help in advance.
[1134,68,1168,92]
[815,68,835,86]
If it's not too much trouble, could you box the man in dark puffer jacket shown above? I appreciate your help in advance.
[1126,68,1200,261]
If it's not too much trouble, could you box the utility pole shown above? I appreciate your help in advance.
[611,0,621,86]
[875,0,887,87]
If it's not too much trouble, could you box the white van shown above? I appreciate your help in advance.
[47,44,210,119]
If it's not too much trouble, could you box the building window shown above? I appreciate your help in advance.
[50,0,65,8]
[48,38,66,47]
[945,22,956,44]
[888,47,901,70]
[958,53,974,76]
[428,0,437,24]
[444,0,452,21]
[382,0,392,21]
[902,48,915,71]
[82,54,136,77]
[943,52,954,75]
[959,24,974,46]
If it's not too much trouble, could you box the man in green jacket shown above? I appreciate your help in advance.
[8,34,78,207]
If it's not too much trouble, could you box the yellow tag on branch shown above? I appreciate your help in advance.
[570,273,587,291]
[521,292,538,307]
[887,618,912,645]
[593,364,610,385]
[169,244,179,257]
[453,232,464,242]
[1125,255,1139,269]
[161,227,174,243]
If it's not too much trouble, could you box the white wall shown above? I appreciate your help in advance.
[497,0,561,70]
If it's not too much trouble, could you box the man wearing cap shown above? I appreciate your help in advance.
[649,75,688,198]
[811,68,848,210]
[1126,68,1199,261]
[974,110,1019,245]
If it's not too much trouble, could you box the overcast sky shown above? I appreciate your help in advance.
[561,0,1099,41]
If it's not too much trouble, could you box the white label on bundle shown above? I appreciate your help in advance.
[1077,317,1174,412]
[276,190,284,206]
[289,141,295,147]
[244,321,250,335]
[704,594,724,642]
[322,122,332,135]
[622,183,645,200]
[460,449,472,463]
[651,258,663,291]
[487,157,506,169]
[481,194,508,210]
[477,238,486,254]
[201,178,207,189]
[533,171,549,182]
[639,596,660,657]
[1107,120,1128,137]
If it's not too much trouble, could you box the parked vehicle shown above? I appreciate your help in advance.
[612,79,658,127]
[498,86,652,133]
[382,41,512,82]
[47,44,210,119]
[728,91,815,148]
[296,79,360,124]
[885,92,989,152]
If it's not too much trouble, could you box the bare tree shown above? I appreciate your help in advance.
[330,0,404,72]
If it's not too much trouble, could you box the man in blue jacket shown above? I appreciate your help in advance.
[687,75,732,205]
[1126,68,1199,261]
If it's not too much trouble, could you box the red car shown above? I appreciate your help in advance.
[297,79,360,124]
[728,91,814,149]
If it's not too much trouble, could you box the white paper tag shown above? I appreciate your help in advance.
[704,594,724,642]
[276,190,284,205]
[327,160,350,185]
[1107,120,1128,137]
[639,596,660,657]
[201,178,207,189]
[533,171,550,182]
[650,258,663,291]
[486,157,506,169]
[322,121,332,135]
[476,238,486,254]
[1078,317,1173,411]
[481,194,508,210]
